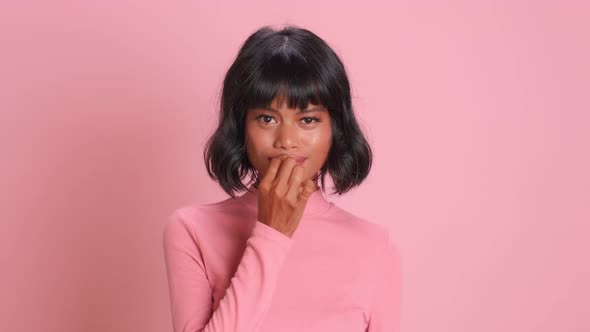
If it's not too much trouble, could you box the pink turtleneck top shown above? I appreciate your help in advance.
[162,185,400,332]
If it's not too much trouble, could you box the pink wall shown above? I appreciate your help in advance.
[1,1,588,331]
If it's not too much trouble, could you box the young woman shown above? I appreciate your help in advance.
[163,25,401,332]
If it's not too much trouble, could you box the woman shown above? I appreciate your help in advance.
[163,25,401,332]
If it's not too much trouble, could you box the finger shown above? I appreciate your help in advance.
[274,157,297,196]
[270,155,290,181]
[260,155,288,188]
[285,165,305,202]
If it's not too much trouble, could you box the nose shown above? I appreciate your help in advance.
[274,122,299,150]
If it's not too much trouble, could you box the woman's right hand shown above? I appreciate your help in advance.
[257,155,319,238]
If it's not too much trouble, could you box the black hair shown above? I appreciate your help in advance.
[204,25,373,198]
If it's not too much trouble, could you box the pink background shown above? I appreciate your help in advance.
[1,1,588,332]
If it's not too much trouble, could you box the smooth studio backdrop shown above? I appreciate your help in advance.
[1,1,588,332]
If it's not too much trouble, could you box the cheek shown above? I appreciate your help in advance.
[305,127,332,154]
[245,127,273,158]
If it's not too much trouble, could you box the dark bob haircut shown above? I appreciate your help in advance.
[204,25,372,198]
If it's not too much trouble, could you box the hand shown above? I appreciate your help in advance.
[257,155,319,238]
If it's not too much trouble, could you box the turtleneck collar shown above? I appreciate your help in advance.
[236,183,334,218]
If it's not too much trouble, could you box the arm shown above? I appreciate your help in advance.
[366,230,402,332]
[162,210,293,332]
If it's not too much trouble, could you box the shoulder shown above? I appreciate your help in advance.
[162,197,238,241]
[162,196,254,245]
[327,204,393,249]
[330,205,389,241]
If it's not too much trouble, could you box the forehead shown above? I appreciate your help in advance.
[250,97,327,114]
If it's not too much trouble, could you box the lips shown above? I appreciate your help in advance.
[269,155,308,163]
[295,158,308,165]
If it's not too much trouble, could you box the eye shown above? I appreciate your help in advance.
[301,117,321,125]
[254,115,321,126]
[255,114,276,125]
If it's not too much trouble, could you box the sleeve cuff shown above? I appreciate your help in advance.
[250,221,294,251]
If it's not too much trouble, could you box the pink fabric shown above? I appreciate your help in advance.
[162,184,401,332]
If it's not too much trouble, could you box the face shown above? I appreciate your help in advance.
[245,97,333,185]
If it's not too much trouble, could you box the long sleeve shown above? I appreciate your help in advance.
[366,231,402,332]
[162,210,294,332]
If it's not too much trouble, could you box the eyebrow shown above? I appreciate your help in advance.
[257,106,325,114]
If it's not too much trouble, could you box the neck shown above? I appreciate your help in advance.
[238,182,333,218]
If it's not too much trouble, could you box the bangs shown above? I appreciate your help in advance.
[242,53,329,112]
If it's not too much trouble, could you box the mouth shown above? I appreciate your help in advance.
[295,157,308,165]
[268,155,308,164]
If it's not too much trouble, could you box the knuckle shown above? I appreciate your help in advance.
[259,183,270,192]
[291,173,302,182]
[286,198,297,208]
